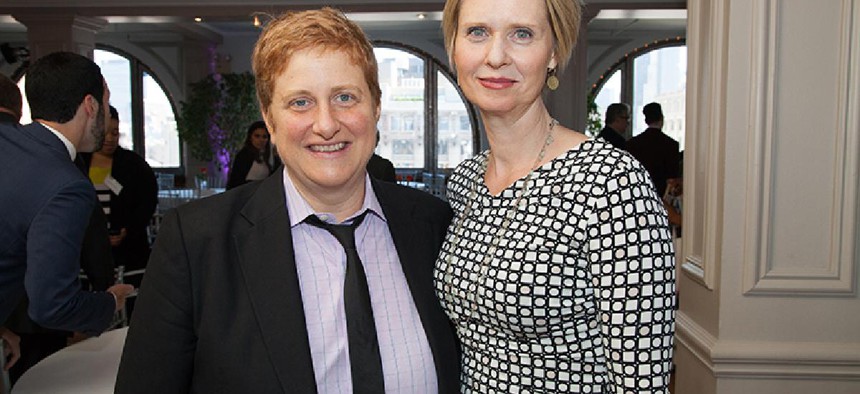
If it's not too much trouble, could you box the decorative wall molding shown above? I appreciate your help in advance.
[742,0,858,296]
[682,0,728,290]
[677,312,860,380]
[675,311,717,370]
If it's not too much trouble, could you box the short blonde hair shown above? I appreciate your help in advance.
[252,7,381,111]
[442,0,582,73]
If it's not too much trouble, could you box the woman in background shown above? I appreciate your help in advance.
[433,0,677,392]
[82,105,158,273]
[226,120,281,189]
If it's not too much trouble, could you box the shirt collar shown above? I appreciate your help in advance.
[282,168,386,227]
[39,122,77,161]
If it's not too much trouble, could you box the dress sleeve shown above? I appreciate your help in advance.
[586,161,676,393]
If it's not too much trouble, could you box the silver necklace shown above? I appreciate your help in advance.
[442,118,558,321]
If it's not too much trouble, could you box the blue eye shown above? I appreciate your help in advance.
[335,94,353,103]
[290,98,310,109]
[465,26,488,38]
[512,28,533,41]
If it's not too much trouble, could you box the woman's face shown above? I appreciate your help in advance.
[452,0,557,116]
[263,48,379,196]
[250,128,269,151]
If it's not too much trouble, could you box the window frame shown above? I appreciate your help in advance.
[373,40,481,174]
[95,45,183,174]
[589,37,687,114]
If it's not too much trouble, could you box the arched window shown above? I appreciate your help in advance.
[373,42,479,179]
[591,38,686,150]
[94,47,181,169]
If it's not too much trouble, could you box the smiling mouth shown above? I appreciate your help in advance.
[309,142,348,153]
[478,77,516,89]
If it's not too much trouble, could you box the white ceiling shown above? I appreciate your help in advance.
[0,0,687,82]
[0,1,686,35]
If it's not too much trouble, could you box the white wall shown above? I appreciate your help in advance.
[677,0,860,392]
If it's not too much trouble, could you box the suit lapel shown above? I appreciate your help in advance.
[234,173,318,393]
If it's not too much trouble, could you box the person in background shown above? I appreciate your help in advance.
[625,102,681,198]
[81,106,158,272]
[79,105,157,319]
[0,73,22,124]
[2,69,116,385]
[226,120,281,190]
[597,102,629,149]
[116,8,459,393]
[434,0,676,392]
[366,130,396,183]
[0,51,134,340]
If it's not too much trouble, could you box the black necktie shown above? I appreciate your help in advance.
[304,211,385,394]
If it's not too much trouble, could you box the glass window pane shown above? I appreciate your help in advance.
[94,49,133,150]
[436,70,473,169]
[143,72,180,167]
[594,70,622,123]
[374,47,425,168]
[631,45,687,150]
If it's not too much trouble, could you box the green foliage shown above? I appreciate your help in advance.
[585,93,603,137]
[177,72,260,165]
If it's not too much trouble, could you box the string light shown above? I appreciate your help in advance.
[253,15,261,27]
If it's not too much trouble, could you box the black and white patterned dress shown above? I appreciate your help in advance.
[434,139,676,393]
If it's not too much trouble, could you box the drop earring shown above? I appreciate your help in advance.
[546,68,559,91]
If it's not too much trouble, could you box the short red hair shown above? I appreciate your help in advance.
[252,7,381,112]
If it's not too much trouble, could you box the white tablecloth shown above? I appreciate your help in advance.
[13,327,127,394]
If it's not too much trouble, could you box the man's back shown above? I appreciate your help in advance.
[0,122,114,335]
[626,127,680,197]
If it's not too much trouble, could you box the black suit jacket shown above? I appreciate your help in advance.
[116,171,459,393]
[597,126,626,150]
[4,125,114,337]
[0,122,115,335]
[366,153,397,183]
[625,127,680,197]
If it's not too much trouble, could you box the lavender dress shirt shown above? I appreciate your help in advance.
[283,170,438,393]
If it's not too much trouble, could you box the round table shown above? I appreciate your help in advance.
[13,327,128,394]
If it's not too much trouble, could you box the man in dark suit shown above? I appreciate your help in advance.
[0,52,133,338]
[116,9,459,393]
[0,72,23,374]
[0,70,116,383]
[625,102,681,197]
[597,102,630,149]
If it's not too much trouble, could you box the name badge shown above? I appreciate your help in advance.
[104,175,124,195]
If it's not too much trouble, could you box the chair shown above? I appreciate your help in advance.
[146,212,163,247]
[156,173,175,191]
[110,265,145,329]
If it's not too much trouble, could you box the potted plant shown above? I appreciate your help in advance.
[177,72,260,183]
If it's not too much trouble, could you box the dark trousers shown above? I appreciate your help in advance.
[9,332,68,385]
